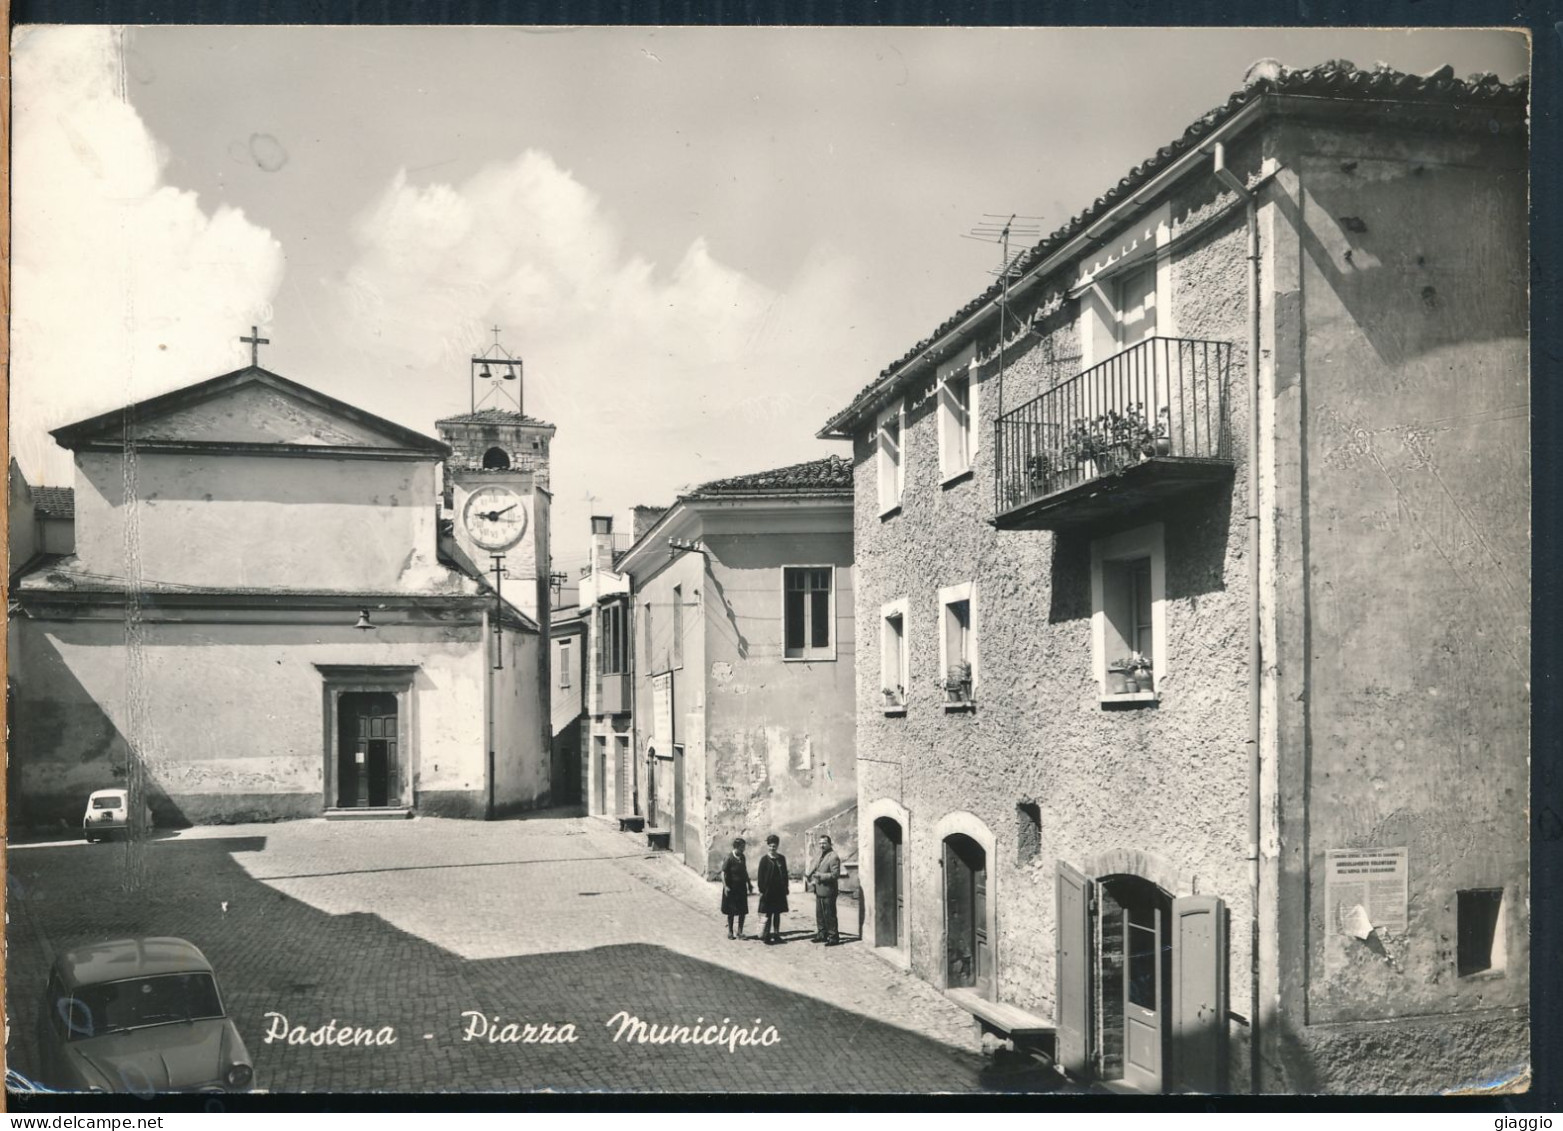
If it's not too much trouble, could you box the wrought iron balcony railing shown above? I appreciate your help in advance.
[994,337,1234,528]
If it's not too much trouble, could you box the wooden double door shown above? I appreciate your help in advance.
[337,692,399,808]
[1055,863,1229,1094]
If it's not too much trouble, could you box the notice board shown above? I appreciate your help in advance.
[1325,846,1409,944]
[652,672,674,756]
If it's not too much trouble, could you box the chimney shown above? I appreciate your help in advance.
[590,515,615,574]
[632,505,669,542]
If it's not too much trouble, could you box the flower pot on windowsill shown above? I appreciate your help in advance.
[1106,669,1130,695]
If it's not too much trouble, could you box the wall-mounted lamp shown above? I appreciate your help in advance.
[353,608,376,631]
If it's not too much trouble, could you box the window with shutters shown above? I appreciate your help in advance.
[1092,523,1166,703]
[783,566,835,661]
[938,370,977,482]
[559,639,572,689]
[671,585,684,669]
[599,602,629,675]
[877,402,905,515]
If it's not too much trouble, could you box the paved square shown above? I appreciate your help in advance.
[7,814,1065,1095]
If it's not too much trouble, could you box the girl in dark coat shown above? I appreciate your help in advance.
[756,834,790,944]
[721,838,754,939]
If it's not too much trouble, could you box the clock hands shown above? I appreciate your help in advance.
[478,503,519,522]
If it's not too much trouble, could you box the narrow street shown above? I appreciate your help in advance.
[7,813,1062,1095]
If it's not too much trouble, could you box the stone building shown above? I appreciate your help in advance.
[818,61,1528,1094]
[9,363,554,827]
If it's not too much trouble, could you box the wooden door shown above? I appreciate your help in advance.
[593,737,606,818]
[673,746,686,859]
[338,693,397,808]
[873,819,901,948]
[1123,902,1164,1092]
[944,835,984,990]
[974,855,992,997]
[1170,895,1228,1093]
[615,736,631,814]
[1055,862,1095,1079]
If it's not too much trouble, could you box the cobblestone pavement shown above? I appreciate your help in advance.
[7,814,1066,1096]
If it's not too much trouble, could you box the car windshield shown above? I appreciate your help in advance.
[64,973,223,1039]
[91,796,124,810]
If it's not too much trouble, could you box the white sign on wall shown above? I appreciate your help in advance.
[1325,846,1409,958]
[652,672,674,756]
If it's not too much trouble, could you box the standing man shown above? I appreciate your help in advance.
[805,834,842,946]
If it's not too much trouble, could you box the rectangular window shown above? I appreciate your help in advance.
[559,639,572,688]
[1457,889,1506,976]
[784,567,834,660]
[599,602,629,675]
[939,372,974,480]
[937,582,978,707]
[880,599,909,709]
[1017,801,1041,864]
[672,585,684,669]
[643,601,655,673]
[877,403,904,514]
[1092,524,1165,701]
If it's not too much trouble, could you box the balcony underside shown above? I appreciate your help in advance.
[994,456,1233,531]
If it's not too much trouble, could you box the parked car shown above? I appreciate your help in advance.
[36,937,254,1093]
[82,789,153,842]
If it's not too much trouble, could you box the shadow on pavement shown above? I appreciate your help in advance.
[7,834,1071,1098]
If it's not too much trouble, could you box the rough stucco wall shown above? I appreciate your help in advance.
[699,530,857,878]
[1270,121,1529,1091]
[72,452,446,592]
[493,626,550,814]
[8,618,487,827]
[629,548,705,850]
[852,162,1255,1049]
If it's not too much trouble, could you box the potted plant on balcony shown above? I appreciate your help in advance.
[1137,409,1175,456]
[944,661,973,704]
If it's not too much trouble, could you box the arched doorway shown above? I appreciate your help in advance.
[873,817,905,949]
[1055,861,1229,1094]
[943,833,991,997]
[1099,874,1173,1092]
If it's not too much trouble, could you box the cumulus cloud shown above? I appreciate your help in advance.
[10,26,284,484]
[332,150,867,560]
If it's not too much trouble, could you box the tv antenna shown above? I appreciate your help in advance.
[470,325,525,416]
[963,214,1042,420]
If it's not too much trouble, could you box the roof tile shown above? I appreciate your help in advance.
[821,60,1528,437]
[689,454,853,497]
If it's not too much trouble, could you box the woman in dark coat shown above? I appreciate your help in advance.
[721,838,754,939]
[756,834,790,944]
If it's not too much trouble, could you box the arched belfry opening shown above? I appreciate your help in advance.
[482,446,510,470]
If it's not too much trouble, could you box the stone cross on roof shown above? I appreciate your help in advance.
[241,326,270,367]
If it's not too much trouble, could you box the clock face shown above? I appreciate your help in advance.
[462,486,529,551]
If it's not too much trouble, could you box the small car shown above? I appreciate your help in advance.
[82,789,153,842]
[36,937,254,1094]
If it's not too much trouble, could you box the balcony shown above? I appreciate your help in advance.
[597,672,631,716]
[994,337,1234,530]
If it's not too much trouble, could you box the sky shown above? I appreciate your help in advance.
[9,25,1529,573]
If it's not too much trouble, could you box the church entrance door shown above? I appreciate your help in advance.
[338,692,399,808]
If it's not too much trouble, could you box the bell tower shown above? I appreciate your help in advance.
[436,330,555,624]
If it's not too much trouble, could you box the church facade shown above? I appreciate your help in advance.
[9,364,553,829]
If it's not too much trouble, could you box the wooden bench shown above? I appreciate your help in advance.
[945,988,1055,1049]
[617,815,645,833]
[645,829,671,851]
